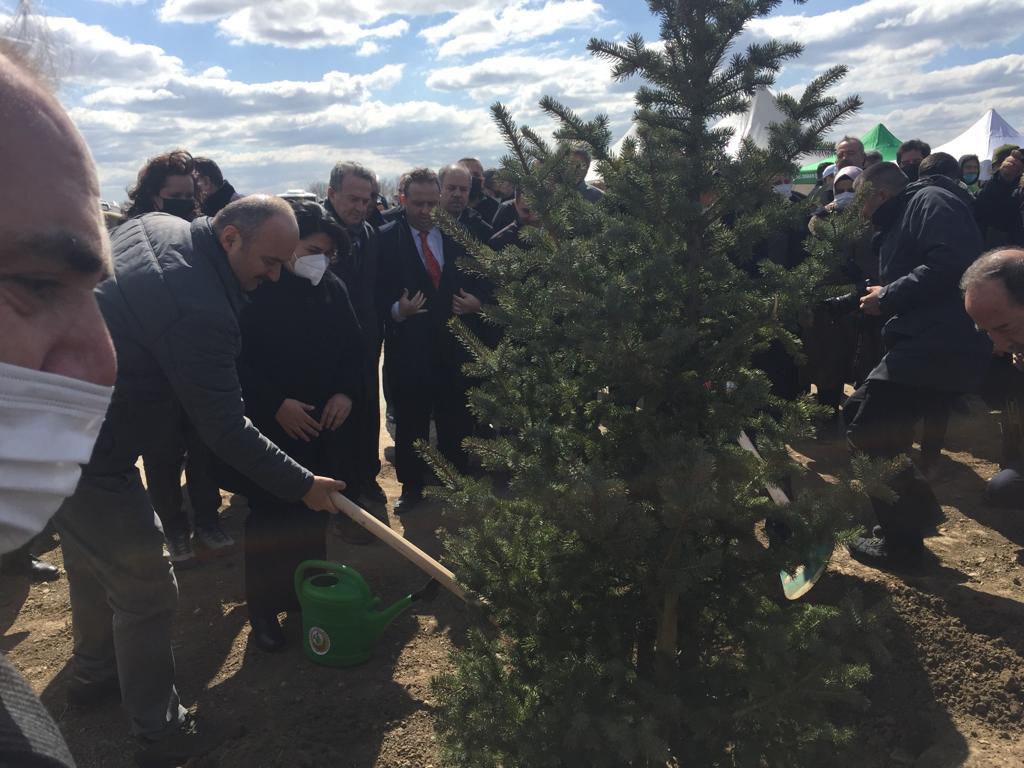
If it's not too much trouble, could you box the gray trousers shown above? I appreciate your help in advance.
[53,468,186,739]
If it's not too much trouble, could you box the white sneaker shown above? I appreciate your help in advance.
[194,522,235,553]
[166,533,197,568]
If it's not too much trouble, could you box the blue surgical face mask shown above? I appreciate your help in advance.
[963,172,979,184]
[833,191,856,209]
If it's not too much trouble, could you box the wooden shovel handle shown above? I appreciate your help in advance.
[737,431,791,507]
[330,492,469,602]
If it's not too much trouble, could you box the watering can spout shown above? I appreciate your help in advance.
[371,594,414,637]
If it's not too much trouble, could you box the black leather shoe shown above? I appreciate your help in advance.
[135,711,244,768]
[393,488,424,515]
[362,480,387,504]
[846,533,923,571]
[250,615,286,653]
[67,674,121,707]
[1,553,60,582]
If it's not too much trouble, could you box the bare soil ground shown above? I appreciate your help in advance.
[5,403,1024,767]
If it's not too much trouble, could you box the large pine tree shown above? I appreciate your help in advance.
[431,1,883,764]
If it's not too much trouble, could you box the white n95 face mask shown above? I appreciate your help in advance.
[0,361,112,554]
[293,253,330,286]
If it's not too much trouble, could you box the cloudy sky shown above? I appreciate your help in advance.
[9,0,1024,202]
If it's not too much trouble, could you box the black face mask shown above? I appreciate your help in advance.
[901,162,921,182]
[470,176,483,201]
[160,197,196,220]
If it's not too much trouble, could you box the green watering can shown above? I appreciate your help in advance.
[295,560,433,667]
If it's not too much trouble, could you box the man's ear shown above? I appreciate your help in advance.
[218,224,240,252]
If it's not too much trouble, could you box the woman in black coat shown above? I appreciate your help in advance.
[238,200,364,652]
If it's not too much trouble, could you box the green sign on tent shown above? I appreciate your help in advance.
[795,123,903,184]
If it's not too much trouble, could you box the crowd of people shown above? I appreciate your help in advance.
[4,25,1024,768]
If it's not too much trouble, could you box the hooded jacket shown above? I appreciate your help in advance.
[90,213,313,501]
[868,174,992,392]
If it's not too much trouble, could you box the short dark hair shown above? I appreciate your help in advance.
[193,157,224,187]
[961,248,1024,305]
[897,139,931,164]
[213,194,295,242]
[125,149,196,219]
[858,161,908,196]
[287,199,349,259]
[329,161,375,192]
[919,152,960,180]
[402,167,439,197]
[816,161,832,179]
[864,150,883,166]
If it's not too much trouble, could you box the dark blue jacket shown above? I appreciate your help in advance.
[90,214,313,501]
[868,175,992,392]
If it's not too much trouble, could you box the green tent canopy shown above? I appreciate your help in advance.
[795,123,903,184]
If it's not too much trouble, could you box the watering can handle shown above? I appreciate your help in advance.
[293,560,370,602]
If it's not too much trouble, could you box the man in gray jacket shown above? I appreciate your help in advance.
[54,196,346,766]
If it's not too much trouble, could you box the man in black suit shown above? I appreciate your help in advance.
[325,160,388,503]
[379,168,490,512]
[440,163,493,245]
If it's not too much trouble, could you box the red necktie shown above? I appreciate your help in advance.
[419,230,442,290]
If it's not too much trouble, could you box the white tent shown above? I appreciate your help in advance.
[934,109,1024,181]
[714,86,788,158]
[586,86,785,182]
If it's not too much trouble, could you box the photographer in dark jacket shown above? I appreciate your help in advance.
[238,200,364,651]
[975,146,1024,247]
[844,163,991,568]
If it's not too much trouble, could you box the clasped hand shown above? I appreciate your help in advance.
[276,394,353,442]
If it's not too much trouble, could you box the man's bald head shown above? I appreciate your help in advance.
[0,44,115,386]
[962,248,1024,354]
[213,195,299,291]
[439,163,471,217]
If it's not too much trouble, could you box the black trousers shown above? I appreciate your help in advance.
[392,377,473,491]
[355,344,383,485]
[142,420,221,538]
[244,489,326,619]
[844,380,951,549]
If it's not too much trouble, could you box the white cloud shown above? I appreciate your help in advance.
[1,14,184,86]
[23,13,502,201]
[426,52,635,128]
[744,0,1024,148]
[420,0,603,57]
[155,0,601,53]
[356,41,381,57]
